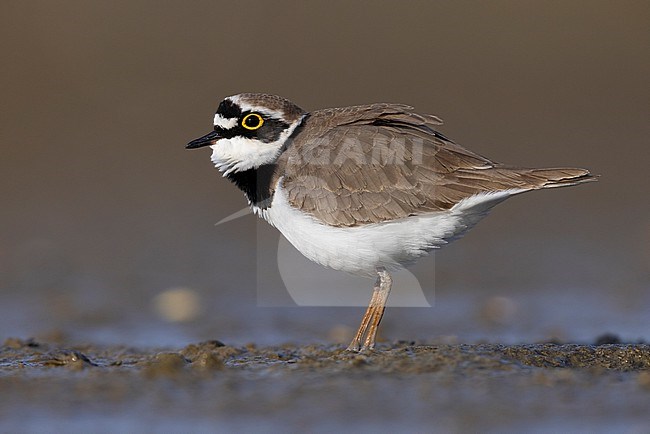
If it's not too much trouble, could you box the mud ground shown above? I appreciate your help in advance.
[1,337,649,433]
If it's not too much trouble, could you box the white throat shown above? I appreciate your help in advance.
[210,137,282,175]
[210,115,304,175]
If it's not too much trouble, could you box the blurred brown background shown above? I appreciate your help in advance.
[1,1,648,346]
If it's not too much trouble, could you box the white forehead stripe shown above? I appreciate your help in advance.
[227,95,284,120]
[213,113,238,129]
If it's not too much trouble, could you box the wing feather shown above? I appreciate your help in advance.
[275,104,594,227]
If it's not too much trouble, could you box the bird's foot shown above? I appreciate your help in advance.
[345,341,375,352]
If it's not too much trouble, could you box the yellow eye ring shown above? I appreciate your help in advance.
[241,113,264,130]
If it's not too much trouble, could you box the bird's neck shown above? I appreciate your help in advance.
[225,163,277,209]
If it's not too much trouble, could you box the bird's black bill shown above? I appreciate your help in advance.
[186,130,221,149]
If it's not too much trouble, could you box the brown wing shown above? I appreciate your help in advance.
[277,104,594,227]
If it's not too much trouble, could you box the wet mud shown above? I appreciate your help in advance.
[2,337,649,432]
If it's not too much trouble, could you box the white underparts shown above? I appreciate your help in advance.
[259,180,527,277]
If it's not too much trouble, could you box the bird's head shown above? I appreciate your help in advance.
[186,93,306,175]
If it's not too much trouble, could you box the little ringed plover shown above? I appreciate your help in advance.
[187,93,596,351]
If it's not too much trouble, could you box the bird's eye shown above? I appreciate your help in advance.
[241,113,264,130]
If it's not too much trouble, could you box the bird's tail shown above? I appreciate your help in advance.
[525,167,599,189]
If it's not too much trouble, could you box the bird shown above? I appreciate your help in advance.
[186,93,596,351]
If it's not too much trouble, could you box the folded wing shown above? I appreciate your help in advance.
[278,104,595,227]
